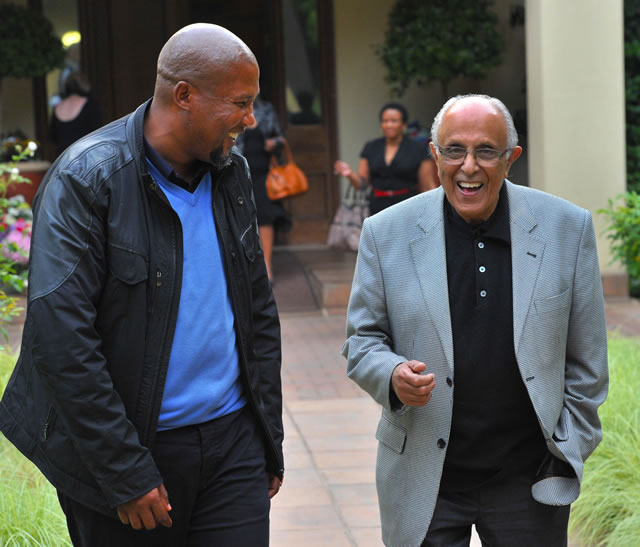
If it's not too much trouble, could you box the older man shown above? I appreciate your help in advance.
[0,24,283,546]
[343,94,608,547]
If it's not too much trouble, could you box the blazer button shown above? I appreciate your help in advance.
[437,438,446,449]
[446,377,453,387]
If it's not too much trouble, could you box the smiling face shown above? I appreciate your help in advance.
[380,108,407,140]
[430,99,521,224]
[189,59,259,168]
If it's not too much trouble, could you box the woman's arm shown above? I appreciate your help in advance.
[335,158,370,190]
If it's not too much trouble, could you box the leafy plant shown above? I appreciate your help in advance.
[375,0,504,98]
[569,336,640,545]
[0,142,34,349]
[599,192,640,296]
[0,2,65,132]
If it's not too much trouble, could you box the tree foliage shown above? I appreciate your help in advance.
[625,0,640,193]
[0,2,65,80]
[375,0,504,98]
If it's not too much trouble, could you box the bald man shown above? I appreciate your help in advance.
[0,24,283,546]
[343,94,608,546]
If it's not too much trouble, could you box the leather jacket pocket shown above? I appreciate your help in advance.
[108,245,148,285]
[376,415,407,454]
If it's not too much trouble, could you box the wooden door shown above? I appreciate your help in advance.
[79,0,338,245]
[275,0,338,244]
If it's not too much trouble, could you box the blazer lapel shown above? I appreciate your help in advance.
[507,182,546,353]
[409,189,454,372]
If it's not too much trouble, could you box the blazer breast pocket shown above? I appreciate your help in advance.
[534,288,571,315]
[376,415,407,455]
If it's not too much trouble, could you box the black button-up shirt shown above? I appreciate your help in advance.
[440,184,545,493]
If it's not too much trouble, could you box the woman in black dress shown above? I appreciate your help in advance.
[51,71,102,158]
[236,98,291,280]
[334,103,438,215]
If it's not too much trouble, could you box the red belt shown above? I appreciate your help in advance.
[373,188,410,198]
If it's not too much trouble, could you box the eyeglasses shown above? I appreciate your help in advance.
[436,146,511,167]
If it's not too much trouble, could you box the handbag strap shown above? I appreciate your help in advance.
[270,139,294,168]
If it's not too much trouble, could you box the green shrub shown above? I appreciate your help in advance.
[569,336,640,545]
[0,353,71,546]
[599,191,640,297]
[375,0,504,98]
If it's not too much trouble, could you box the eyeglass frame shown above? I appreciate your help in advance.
[434,145,512,167]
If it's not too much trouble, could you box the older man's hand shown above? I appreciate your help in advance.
[391,360,436,406]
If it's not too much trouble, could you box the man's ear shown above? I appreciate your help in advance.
[505,145,522,177]
[173,81,192,111]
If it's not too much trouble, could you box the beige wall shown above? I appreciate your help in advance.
[333,0,527,185]
[526,0,626,273]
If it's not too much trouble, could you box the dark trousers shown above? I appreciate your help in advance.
[422,472,570,547]
[58,406,270,547]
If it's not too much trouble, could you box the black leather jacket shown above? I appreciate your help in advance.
[0,99,284,516]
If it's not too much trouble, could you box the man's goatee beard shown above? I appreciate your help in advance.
[209,145,233,171]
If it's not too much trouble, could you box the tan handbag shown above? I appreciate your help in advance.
[265,141,309,200]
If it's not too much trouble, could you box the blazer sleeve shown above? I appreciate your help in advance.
[561,210,609,461]
[342,218,409,411]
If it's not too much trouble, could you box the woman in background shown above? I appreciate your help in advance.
[334,102,438,215]
[236,97,292,281]
[51,71,102,158]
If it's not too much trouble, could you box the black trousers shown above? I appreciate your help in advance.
[422,471,571,547]
[58,406,270,547]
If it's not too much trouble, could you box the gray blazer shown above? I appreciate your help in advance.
[342,181,609,547]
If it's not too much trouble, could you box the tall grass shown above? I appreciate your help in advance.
[569,336,640,546]
[0,352,71,546]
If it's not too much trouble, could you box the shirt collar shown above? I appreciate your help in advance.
[444,183,511,243]
[143,136,209,192]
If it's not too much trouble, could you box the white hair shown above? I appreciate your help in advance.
[430,94,518,150]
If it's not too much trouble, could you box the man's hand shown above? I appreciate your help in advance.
[268,473,282,499]
[117,483,172,530]
[391,360,436,406]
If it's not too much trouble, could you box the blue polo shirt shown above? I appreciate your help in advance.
[145,144,245,431]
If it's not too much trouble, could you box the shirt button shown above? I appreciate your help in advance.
[437,438,447,449]
[446,377,453,387]
[479,265,486,273]
[480,290,487,297]
[478,242,485,249]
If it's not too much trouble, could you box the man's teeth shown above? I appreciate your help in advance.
[229,132,239,139]
[458,181,482,189]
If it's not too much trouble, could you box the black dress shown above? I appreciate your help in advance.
[51,97,102,158]
[360,136,431,215]
[236,100,292,232]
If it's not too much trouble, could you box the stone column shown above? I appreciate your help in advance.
[526,0,628,296]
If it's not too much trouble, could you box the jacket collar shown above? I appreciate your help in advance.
[125,98,153,182]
